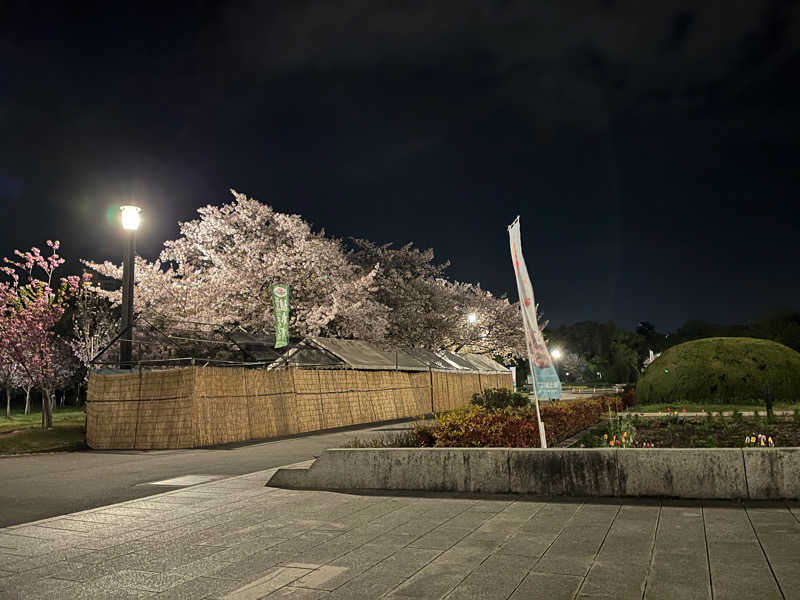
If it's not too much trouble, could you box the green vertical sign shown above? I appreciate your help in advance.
[270,284,290,349]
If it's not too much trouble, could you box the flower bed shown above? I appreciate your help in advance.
[343,394,630,448]
[578,414,800,448]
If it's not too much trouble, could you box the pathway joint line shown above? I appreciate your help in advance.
[641,500,663,600]
[744,504,787,600]
[575,503,623,597]
[701,506,714,600]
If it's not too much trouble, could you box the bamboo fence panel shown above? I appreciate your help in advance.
[367,371,390,421]
[245,369,295,439]
[447,373,466,410]
[409,371,432,414]
[319,370,354,429]
[192,368,249,446]
[392,371,418,417]
[291,369,324,433]
[461,373,481,401]
[431,371,450,412]
[87,366,512,449]
[346,370,372,424]
[133,368,194,449]
[86,371,140,449]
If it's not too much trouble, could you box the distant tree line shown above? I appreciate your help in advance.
[539,309,800,385]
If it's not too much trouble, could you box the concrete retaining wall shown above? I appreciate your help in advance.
[267,447,800,500]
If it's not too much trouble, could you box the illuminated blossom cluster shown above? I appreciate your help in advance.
[0,241,79,427]
[84,190,532,359]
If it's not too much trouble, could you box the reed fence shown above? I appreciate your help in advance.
[86,367,512,449]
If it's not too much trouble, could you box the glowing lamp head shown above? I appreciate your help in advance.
[551,348,563,360]
[467,313,478,324]
[120,205,141,231]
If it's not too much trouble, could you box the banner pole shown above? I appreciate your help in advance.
[529,360,548,448]
[508,215,552,449]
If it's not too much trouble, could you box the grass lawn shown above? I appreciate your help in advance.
[0,407,86,455]
[627,402,800,414]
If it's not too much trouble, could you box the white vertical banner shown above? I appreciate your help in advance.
[508,216,562,448]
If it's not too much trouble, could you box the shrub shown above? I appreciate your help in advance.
[428,395,620,447]
[471,388,529,410]
[637,337,800,405]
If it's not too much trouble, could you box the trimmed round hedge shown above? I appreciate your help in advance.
[637,337,800,405]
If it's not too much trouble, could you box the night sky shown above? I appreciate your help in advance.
[2,2,799,331]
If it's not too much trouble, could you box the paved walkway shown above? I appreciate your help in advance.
[1,467,799,599]
[0,421,417,527]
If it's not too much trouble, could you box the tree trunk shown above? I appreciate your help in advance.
[42,389,53,430]
[5,387,10,419]
[47,389,54,428]
[24,388,30,415]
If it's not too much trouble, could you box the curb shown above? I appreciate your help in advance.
[268,448,800,500]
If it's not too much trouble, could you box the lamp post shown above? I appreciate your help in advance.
[119,205,141,369]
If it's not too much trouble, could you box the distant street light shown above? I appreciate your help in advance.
[119,205,141,369]
[467,313,477,323]
[551,348,563,360]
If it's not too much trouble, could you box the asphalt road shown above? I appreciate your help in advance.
[0,421,409,527]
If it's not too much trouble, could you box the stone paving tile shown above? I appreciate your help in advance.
[2,545,97,573]
[407,526,471,550]
[213,567,312,600]
[644,504,711,600]
[705,506,782,600]
[509,571,583,600]
[386,561,473,600]
[520,502,582,535]
[269,585,332,598]
[76,528,162,551]
[1,576,117,600]
[439,511,495,530]
[363,547,442,579]
[208,549,295,584]
[4,469,799,600]
[151,576,243,599]
[63,511,163,527]
[576,502,659,598]
[88,569,192,593]
[497,531,558,559]
[324,572,404,599]
[133,544,230,572]
[0,532,70,556]
[291,543,398,590]
[443,553,532,600]
[533,524,612,577]
[577,561,649,599]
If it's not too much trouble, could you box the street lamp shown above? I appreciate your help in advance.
[119,205,141,369]
[551,348,562,360]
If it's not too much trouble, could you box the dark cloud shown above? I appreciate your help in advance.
[1,1,799,330]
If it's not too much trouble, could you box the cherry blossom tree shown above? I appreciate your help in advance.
[350,240,529,359]
[0,361,23,419]
[84,191,389,347]
[349,240,454,349]
[69,281,117,382]
[0,242,78,428]
[447,282,529,359]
